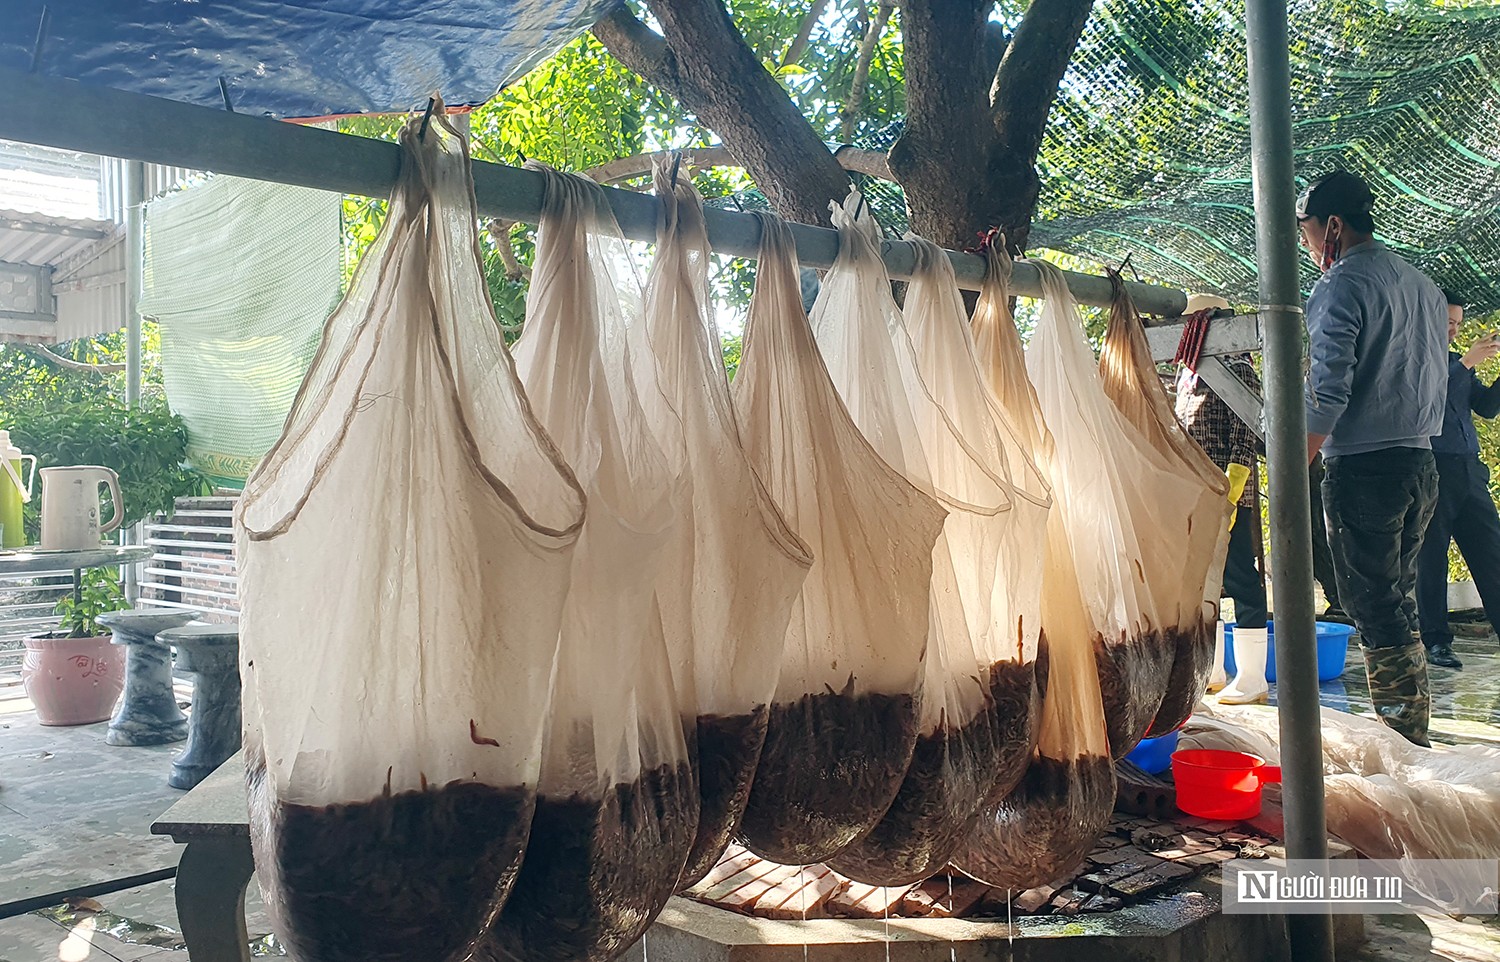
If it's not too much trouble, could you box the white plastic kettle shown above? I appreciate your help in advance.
[40,466,123,551]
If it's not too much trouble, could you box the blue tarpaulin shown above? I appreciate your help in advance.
[2,0,617,119]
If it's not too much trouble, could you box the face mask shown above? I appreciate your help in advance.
[1320,221,1342,272]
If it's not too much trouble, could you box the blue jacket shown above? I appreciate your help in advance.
[1431,351,1500,456]
[1304,241,1448,458]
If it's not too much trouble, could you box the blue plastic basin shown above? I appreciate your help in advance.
[1124,729,1179,774]
[1223,620,1353,682]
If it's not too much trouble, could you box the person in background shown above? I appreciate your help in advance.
[1300,169,1448,747]
[1173,295,1269,703]
[1415,290,1500,670]
[1308,456,1351,624]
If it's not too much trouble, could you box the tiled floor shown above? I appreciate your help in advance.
[0,700,278,962]
[1,630,1497,961]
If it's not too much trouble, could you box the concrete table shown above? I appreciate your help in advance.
[152,751,254,962]
[98,607,201,746]
[158,623,241,790]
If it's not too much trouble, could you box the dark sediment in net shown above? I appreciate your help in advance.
[1146,620,1214,738]
[482,762,696,962]
[980,658,1043,805]
[738,683,919,866]
[827,660,1039,886]
[950,753,1116,891]
[247,751,531,962]
[1094,629,1172,759]
[677,710,768,889]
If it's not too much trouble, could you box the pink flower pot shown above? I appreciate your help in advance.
[22,634,125,726]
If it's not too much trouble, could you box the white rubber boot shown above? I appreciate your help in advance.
[1207,620,1229,693]
[1218,626,1269,705]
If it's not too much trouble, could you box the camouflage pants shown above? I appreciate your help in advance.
[1322,448,1438,650]
[1361,642,1432,745]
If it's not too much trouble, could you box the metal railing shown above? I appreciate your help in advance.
[137,496,239,623]
[0,569,74,701]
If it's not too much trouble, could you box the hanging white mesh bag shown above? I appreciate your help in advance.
[236,111,585,962]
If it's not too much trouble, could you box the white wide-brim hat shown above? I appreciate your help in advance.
[1185,293,1231,314]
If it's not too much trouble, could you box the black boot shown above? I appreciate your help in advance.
[1424,640,1463,670]
[1362,642,1432,747]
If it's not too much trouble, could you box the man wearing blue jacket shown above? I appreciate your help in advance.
[1414,291,1500,670]
[1299,170,1449,746]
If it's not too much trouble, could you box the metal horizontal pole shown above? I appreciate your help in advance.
[0,67,1188,315]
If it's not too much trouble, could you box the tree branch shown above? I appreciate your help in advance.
[592,8,682,94]
[989,0,1094,162]
[586,146,892,184]
[781,0,830,67]
[20,344,125,373]
[832,146,894,180]
[839,1,896,142]
[587,147,736,184]
[484,219,530,281]
[594,0,850,226]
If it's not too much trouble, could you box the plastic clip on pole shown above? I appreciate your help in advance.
[418,97,437,142]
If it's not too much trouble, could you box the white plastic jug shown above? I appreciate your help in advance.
[39,466,123,551]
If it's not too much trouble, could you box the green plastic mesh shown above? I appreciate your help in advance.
[1025,0,1500,313]
[140,176,342,488]
[718,1,1500,312]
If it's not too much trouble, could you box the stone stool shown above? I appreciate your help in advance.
[99,608,201,747]
[159,623,241,791]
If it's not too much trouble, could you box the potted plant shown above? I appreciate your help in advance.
[22,569,131,726]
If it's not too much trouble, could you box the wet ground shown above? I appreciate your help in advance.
[1267,622,1500,748]
[0,627,1496,961]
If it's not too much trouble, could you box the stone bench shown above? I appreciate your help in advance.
[158,623,241,790]
[98,607,201,747]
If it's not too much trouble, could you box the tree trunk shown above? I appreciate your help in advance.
[594,0,1094,252]
[594,3,850,226]
[984,0,1095,252]
[887,0,995,250]
[892,0,1094,254]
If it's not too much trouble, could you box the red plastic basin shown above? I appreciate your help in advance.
[1171,748,1282,821]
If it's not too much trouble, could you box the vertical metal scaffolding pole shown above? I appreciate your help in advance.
[123,159,145,603]
[1245,0,1334,958]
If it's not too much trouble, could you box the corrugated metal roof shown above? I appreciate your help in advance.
[53,231,125,342]
[0,209,125,344]
[0,208,118,268]
[0,139,103,220]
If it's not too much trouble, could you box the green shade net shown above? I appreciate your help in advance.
[718,0,1500,313]
[141,176,342,488]
[1025,0,1500,313]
